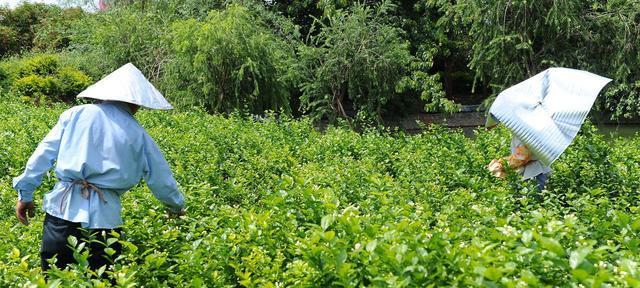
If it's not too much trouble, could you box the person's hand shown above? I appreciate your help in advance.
[488,159,502,172]
[488,159,507,179]
[16,201,35,225]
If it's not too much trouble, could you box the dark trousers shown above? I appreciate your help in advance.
[535,173,549,191]
[41,213,122,273]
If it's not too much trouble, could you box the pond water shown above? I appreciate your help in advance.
[388,111,640,139]
[595,124,640,138]
[451,125,640,139]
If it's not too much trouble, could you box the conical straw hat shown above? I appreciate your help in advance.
[77,63,173,110]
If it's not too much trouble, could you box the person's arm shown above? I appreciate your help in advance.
[488,144,532,178]
[142,133,185,214]
[13,109,71,202]
[13,109,72,225]
[505,144,532,169]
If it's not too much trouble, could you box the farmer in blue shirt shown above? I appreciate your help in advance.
[13,63,185,273]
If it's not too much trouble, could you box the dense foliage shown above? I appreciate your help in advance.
[1,97,639,286]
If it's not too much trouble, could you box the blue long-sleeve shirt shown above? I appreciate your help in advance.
[13,101,185,229]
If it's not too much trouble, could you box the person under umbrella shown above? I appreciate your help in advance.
[485,67,611,192]
[487,115,552,191]
[13,63,185,275]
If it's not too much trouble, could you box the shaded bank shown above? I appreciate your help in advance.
[385,107,640,138]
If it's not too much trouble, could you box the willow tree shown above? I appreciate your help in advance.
[461,0,640,118]
[169,5,296,114]
[294,1,412,125]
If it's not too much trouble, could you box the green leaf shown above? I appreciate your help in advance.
[76,242,86,252]
[572,269,590,281]
[520,270,539,285]
[539,236,565,256]
[191,277,204,287]
[366,240,378,253]
[96,265,106,276]
[67,235,78,248]
[631,219,640,232]
[104,247,116,256]
[570,247,592,269]
[10,248,20,259]
[484,267,502,281]
[106,237,118,247]
[521,230,532,245]
[323,230,336,240]
[321,214,335,231]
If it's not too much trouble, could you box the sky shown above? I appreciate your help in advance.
[0,0,97,9]
[2,0,60,8]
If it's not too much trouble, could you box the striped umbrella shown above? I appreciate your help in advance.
[486,68,611,166]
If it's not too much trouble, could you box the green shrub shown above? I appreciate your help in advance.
[2,54,91,103]
[17,54,59,77]
[10,74,59,103]
[168,4,295,114]
[550,123,624,199]
[56,66,92,101]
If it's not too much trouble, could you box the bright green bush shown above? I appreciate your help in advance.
[1,97,640,286]
[168,5,295,114]
[17,54,59,77]
[2,54,92,103]
[10,74,59,103]
[56,66,92,101]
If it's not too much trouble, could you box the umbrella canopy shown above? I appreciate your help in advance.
[486,67,611,166]
[77,63,173,110]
